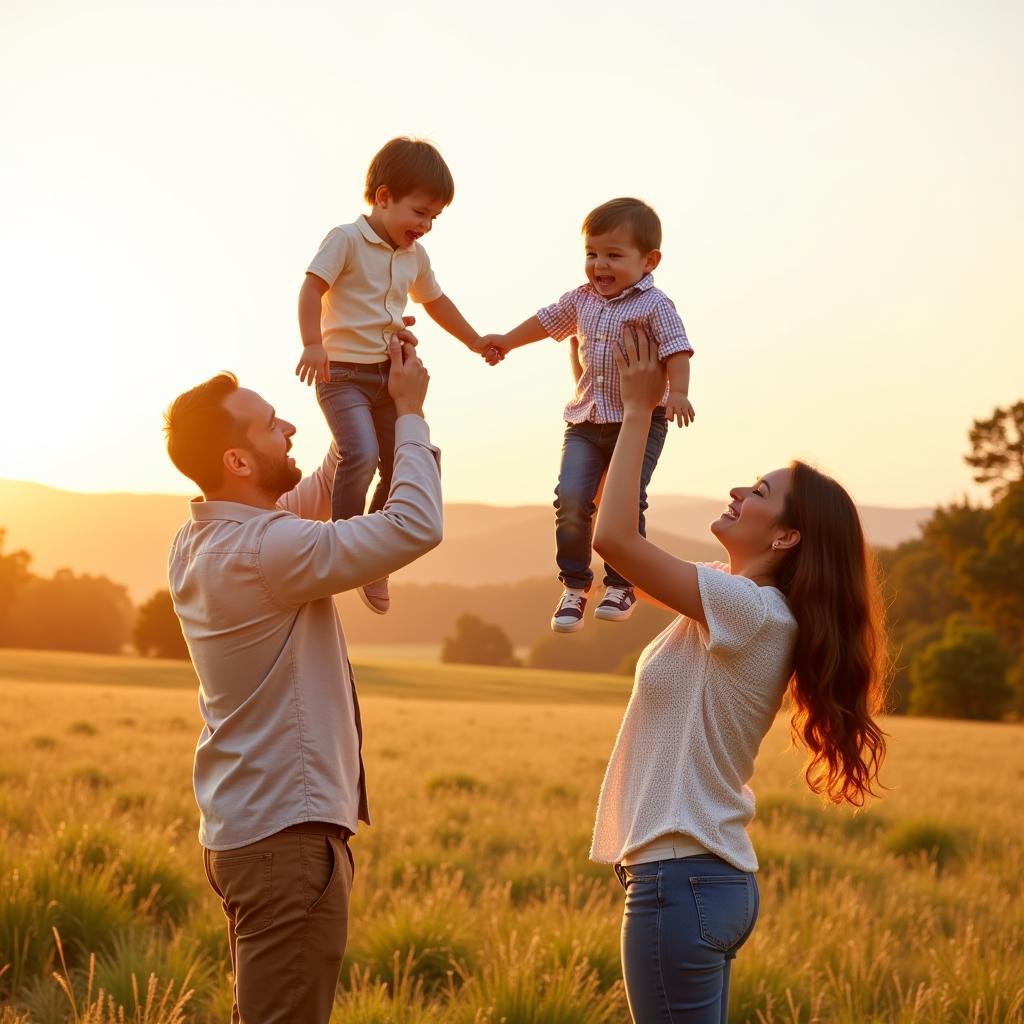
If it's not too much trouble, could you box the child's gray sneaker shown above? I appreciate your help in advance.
[551,588,587,633]
[595,585,637,622]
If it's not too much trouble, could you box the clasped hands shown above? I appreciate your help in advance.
[475,324,695,428]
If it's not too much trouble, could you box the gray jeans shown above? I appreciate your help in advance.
[316,360,396,521]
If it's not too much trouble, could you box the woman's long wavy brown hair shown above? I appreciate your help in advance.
[773,461,890,806]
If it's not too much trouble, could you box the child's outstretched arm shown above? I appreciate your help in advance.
[478,316,550,363]
[664,352,695,428]
[295,273,330,386]
[422,294,485,354]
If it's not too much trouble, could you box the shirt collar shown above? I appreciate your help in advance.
[620,273,655,297]
[189,497,281,523]
[596,272,656,302]
[355,214,393,248]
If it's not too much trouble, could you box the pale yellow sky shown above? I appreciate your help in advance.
[1,1,1021,509]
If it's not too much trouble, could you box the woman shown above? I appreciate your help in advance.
[590,328,889,1023]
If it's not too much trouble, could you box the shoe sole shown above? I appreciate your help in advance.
[551,617,584,634]
[594,605,636,622]
[358,587,389,616]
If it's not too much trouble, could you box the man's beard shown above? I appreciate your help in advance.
[251,449,302,502]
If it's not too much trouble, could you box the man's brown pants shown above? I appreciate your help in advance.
[203,823,354,1024]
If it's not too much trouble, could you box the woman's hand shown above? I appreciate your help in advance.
[614,325,666,414]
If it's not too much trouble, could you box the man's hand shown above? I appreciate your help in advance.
[388,334,429,418]
[477,333,507,366]
[665,391,695,428]
[295,344,330,386]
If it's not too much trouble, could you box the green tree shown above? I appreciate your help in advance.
[441,614,519,667]
[957,481,1024,659]
[1008,657,1024,718]
[965,400,1024,498]
[3,569,133,654]
[877,539,969,636]
[922,500,991,565]
[134,589,189,659]
[888,620,945,715]
[0,529,32,634]
[910,616,1013,720]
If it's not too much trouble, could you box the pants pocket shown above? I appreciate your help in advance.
[688,874,757,952]
[306,835,341,913]
[210,851,274,936]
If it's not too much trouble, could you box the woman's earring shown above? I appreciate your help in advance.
[771,540,780,550]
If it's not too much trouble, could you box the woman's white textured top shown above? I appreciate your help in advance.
[590,563,798,872]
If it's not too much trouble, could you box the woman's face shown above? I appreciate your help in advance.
[710,467,793,558]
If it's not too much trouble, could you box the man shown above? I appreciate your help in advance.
[164,335,441,1023]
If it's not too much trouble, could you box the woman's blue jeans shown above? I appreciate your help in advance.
[316,361,396,522]
[615,855,760,1024]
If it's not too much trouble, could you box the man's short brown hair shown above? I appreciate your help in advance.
[582,197,662,253]
[364,137,455,206]
[164,372,246,492]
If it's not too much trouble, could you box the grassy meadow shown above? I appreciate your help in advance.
[0,649,1023,1023]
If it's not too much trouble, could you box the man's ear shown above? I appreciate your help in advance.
[644,249,662,273]
[222,447,253,479]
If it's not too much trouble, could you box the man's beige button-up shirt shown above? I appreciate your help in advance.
[169,415,442,851]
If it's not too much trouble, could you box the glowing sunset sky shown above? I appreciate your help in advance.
[1,1,1021,508]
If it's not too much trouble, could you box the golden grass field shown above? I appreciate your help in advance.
[1,648,1023,1023]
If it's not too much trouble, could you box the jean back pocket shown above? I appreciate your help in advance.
[688,873,758,953]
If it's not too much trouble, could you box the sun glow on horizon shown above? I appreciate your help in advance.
[1,2,1021,509]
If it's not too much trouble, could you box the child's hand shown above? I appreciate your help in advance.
[296,344,330,386]
[477,334,507,366]
[665,391,695,428]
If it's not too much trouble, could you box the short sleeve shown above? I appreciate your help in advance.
[650,297,693,359]
[408,245,443,304]
[695,563,769,656]
[306,227,353,287]
[536,288,581,341]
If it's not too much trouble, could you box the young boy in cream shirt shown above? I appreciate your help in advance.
[296,137,489,614]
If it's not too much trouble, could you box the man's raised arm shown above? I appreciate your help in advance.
[260,336,443,604]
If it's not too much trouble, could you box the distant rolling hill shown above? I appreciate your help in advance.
[0,478,930,603]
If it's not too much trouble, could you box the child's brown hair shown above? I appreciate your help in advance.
[583,197,661,252]
[364,137,455,206]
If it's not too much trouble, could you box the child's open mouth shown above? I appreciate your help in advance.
[595,275,615,288]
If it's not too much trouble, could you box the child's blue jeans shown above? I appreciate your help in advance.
[554,410,668,591]
[615,855,760,1024]
[316,361,396,522]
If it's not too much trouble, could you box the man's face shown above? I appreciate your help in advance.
[223,388,300,499]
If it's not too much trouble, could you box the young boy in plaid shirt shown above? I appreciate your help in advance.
[295,137,490,615]
[482,198,694,633]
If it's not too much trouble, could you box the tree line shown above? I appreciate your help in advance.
[0,539,187,659]
[1,401,1020,720]
[878,401,1023,719]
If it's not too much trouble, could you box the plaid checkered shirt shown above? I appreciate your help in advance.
[536,274,693,424]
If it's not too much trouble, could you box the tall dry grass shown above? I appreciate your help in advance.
[0,655,1022,1022]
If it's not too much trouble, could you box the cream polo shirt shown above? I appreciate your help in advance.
[590,563,798,873]
[168,415,443,851]
[307,216,444,364]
